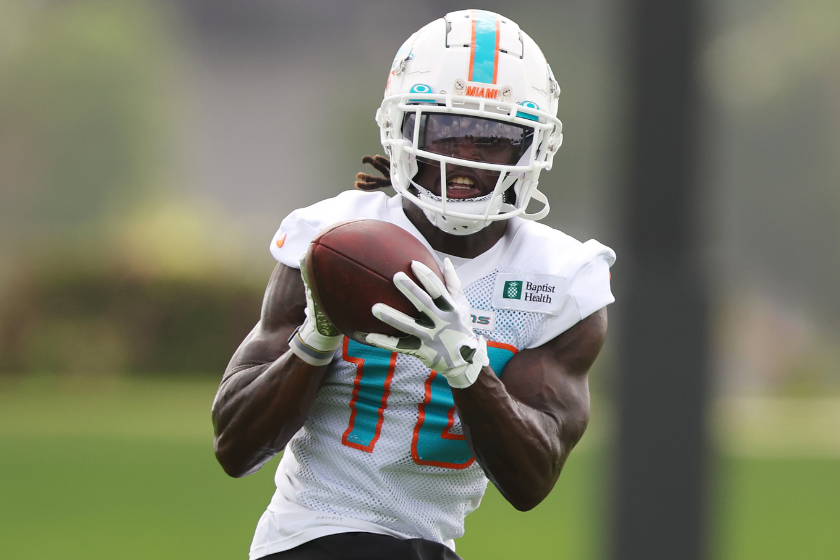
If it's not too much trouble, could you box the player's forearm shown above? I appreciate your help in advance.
[212,350,328,477]
[454,370,585,511]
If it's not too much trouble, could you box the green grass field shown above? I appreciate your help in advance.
[1,375,838,559]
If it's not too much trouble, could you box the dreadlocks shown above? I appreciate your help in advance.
[354,155,392,191]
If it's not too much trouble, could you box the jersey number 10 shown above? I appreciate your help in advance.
[340,339,516,470]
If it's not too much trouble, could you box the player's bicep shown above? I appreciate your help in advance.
[227,263,307,375]
[260,263,307,332]
[499,308,608,427]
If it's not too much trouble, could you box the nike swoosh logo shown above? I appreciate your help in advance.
[275,234,287,248]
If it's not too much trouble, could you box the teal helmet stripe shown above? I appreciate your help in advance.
[468,11,500,84]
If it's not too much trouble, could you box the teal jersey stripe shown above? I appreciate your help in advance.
[343,340,393,449]
[487,345,516,377]
[470,11,498,84]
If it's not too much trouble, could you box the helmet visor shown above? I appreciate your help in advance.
[402,113,534,166]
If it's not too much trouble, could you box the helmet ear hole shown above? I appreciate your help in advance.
[503,186,517,205]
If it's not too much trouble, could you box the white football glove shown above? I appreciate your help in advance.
[288,256,343,367]
[364,259,489,389]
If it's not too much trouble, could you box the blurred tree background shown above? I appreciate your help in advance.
[2,0,838,391]
[0,0,838,558]
[0,0,266,374]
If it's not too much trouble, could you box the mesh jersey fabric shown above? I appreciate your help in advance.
[251,191,615,560]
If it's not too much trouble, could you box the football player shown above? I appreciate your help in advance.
[212,10,615,560]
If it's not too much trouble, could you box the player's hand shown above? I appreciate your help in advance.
[288,256,343,366]
[364,259,489,389]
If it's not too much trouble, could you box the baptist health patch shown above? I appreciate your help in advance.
[492,272,568,314]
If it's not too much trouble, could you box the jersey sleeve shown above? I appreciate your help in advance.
[269,190,392,269]
[269,211,321,269]
[526,239,615,349]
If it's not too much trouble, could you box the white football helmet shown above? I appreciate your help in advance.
[377,9,563,236]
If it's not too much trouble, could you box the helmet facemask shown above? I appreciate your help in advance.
[380,96,561,235]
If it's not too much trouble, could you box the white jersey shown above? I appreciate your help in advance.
[249,191,615,560]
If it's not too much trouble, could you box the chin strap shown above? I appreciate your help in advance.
[521,188,550,221]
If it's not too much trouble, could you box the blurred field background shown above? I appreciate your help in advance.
[1,0,838,559]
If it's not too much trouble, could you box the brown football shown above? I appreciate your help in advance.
[304,219,443,344]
